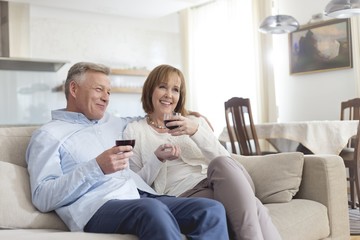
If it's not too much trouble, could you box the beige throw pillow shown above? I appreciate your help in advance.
[0,161,68,230]
[231,152,304,204]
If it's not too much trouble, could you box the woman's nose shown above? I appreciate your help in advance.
[165,89,172,97]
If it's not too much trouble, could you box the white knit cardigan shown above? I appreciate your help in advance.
[124,116,230,194]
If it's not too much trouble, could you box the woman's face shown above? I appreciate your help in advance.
[151,72,181,118]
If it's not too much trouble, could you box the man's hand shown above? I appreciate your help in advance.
[96,146,133,174]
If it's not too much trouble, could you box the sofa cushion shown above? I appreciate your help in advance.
[0,126,37,168]
[231,152,304,203]
[0,161,68,230]
[0,229,138,240]
[266,199,329,240]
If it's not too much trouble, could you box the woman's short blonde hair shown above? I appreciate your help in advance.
[141,64,188,116]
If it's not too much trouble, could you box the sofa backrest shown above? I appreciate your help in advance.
[0,126,38,167]
[0,126,68,231]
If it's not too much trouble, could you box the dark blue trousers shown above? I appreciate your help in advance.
[84,190,229,240]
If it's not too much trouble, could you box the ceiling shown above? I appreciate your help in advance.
[5,0,212,18]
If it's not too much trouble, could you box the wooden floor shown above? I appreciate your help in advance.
[351,236,360,239]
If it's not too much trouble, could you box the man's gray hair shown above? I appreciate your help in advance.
[64,62,110,100]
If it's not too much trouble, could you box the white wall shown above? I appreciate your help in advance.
[3,1,358,126]
[272,0,358,122]
[0,5,182,125]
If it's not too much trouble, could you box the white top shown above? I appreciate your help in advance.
[124,116,230,196]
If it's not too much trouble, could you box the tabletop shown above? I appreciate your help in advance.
[219,120,359,155]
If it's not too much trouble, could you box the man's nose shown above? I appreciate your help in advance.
[101,92,109,102]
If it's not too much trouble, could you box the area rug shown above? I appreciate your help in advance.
[349,208,360,235]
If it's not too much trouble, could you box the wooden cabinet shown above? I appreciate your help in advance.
[110,68,149,93]
[111,69,149,76]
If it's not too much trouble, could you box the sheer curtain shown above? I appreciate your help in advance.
[182,0,274,136]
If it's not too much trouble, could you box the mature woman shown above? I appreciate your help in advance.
[124,64,281,240]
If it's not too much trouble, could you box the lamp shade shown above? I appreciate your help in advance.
[324,0,360,18]
[259,15,300,34]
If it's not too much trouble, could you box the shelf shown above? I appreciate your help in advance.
[52,84,64,92]
[112,87,142,93]
[110,69,149,76]
[0,57,68,72]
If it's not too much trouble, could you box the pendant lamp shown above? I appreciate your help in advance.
[259,15,300,34]
[324,0,360,18]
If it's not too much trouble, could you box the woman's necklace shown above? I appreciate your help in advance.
[146,115,167,129]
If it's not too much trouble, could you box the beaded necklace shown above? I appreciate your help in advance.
[146,116,167,129]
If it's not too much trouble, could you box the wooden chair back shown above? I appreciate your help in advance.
[224,97,261,155]
[341,98,360,121]
[340,98,360,208]
[341,122,360,209]
[341,98,360,148]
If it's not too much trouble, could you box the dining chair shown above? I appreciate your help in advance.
[341,98,360,150]
[224,97,277,156]
[341,98,360,122]
[340,122,360,209]
[340,98,360,209]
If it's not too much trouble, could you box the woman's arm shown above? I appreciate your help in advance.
[123,123,164,186]
[190,117,230,160]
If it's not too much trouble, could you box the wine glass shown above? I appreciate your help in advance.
[115,139,136,148]
[115,139,136,179]
[164,112,181,129]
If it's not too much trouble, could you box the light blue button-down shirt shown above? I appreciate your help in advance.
[26,109,156,231]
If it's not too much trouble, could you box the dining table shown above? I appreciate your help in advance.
[218,120,359,155]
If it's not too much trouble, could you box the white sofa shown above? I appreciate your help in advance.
[0,126,350,240]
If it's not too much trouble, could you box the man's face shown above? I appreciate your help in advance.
[70,71,111,120]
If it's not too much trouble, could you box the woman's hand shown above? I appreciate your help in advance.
[154,144,181,162]
[167,115,199,136]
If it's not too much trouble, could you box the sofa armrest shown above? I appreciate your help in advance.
[296,154,350,239]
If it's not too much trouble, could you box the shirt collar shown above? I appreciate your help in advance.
[51,109,107,125]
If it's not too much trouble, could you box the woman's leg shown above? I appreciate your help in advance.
[255,197,282,240]
[181,156,281,240]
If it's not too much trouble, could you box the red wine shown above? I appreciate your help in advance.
[115,139,136,148]
[164,120,179,130]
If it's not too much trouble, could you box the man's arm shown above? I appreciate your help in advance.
[26,129,104,212]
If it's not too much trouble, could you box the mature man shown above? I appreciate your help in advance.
[26,62,229,240]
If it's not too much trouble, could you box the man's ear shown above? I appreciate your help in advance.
[69,81,78,98]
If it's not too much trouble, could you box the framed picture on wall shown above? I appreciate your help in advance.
[289,18,352,75]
